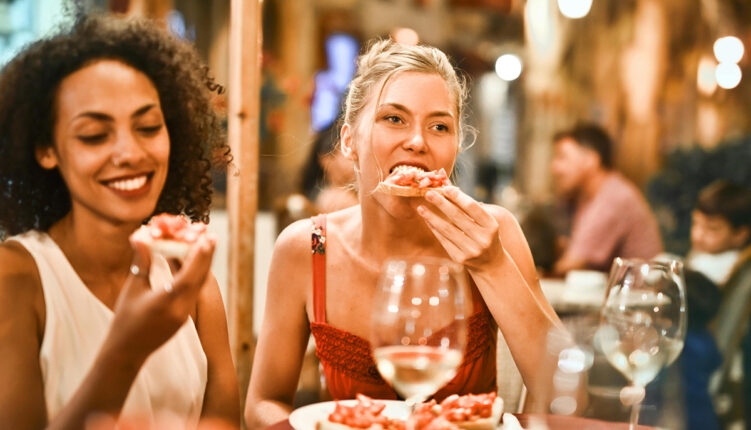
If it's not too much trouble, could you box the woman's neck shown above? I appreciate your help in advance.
[358,198,447,261]
[48,211,140,280]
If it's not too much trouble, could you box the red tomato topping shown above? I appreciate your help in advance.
[327,395,405,429]
[384,168,450,189]
[146,214,207,243]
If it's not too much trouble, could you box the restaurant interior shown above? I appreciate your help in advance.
[2,0,751,428]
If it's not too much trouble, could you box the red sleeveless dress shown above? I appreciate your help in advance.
[309,214,498,401]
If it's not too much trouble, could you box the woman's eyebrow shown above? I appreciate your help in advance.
[71,111,113,123]
[378,102,454,119]
[69,104,159,124]
[132,103,158,118]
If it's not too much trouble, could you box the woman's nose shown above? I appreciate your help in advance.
[403,127,427,153]
[111,131,146,167]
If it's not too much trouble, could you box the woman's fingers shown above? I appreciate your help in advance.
[418,204,476,256]
[424,188,498,242]
[432,187,496,226]
[169,235,216,297]
[120,236,154,300]
[419,187,502,268]
[420,211,467,260]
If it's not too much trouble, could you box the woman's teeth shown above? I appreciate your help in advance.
[391,165,426,174]
[107,175,148,191]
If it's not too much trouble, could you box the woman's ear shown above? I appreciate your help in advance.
[35,146,58,170]
[339,123,358,163]
[732,226,750,249]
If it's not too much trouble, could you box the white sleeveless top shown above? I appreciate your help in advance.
[10,231,207,425]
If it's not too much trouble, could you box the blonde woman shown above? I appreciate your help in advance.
[245,39,560,427]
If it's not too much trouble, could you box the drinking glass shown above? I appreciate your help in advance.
[595,258,687,430]
[371,257,469,405]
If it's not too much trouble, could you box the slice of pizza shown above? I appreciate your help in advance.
[375,166,451,197]
[316,394,406,430]
[439,393,503,430]
[408,393,503,430]
[131,213,208,260]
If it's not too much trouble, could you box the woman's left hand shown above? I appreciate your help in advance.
[417,186,503,270]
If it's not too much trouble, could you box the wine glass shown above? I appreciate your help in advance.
[595,258,687,430]
[371,257,470,406]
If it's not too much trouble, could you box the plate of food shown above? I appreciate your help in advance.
[289,395,409,430]
[289,393,511,430]
[375,166,451,197]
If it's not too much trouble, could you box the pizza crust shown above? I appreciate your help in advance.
[375,182,442,197]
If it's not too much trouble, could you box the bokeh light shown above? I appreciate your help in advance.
[715,62,742,89]
[713,36,744,64]
[557,0,593,19]
[495,54,523,81]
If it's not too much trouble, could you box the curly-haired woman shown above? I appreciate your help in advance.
[0,14,239,429]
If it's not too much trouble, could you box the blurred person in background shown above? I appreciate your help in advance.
[299,120,358,214]
[550,123,662,276]
[687,180,751,286]
[0,14,239,429]
[680,269,723,430]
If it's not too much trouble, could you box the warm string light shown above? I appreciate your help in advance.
[495,54,523,81]
[557,0,593,19]
[710,36,744,90]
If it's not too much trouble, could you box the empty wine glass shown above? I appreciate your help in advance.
[595,257,687,430]
[371,257,469,406]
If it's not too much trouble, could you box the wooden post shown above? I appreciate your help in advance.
[227,0,261,409]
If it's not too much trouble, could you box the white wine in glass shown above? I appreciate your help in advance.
[596,258,687,430]
[371,257,469,405]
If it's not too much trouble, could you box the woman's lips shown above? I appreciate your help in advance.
[102,173,153,197]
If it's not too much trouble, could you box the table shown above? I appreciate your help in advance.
[266,413,655,430]
[540,276,607,315]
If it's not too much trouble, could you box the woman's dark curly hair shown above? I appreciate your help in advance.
[0,14,229,239]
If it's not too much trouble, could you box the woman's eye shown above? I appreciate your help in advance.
[138,124,163,135]
[432,123,451,133]
[383,115,403,124]
[77,133,108,144]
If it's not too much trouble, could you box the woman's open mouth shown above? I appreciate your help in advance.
[102,172,154,196]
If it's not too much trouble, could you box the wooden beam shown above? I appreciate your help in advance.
[227,0,261,408]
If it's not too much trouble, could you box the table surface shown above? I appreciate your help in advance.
[266,413,656,430]
[540,277,607,315]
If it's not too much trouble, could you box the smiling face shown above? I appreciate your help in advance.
[342,71,458,206]
[36,59,170,226]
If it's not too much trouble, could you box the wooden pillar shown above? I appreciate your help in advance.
[276,0,316,196]
[227,0,261,408]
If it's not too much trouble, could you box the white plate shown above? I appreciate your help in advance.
[289,400,410,430]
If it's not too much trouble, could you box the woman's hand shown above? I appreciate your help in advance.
[416,186,503,270]
[104,234,216,363]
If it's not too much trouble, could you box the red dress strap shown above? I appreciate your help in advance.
[311,214,327,323]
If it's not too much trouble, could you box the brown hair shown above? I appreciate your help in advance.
[696,180,751,230]
[0,14,229,238]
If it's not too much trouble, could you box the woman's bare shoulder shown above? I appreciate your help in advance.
[0,240,43,319]
[0,240,40,285]
[271,218,316,267]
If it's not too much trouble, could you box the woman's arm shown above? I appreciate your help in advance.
[0,243,49,429]
[245,221,312,429]
[416,187,562,394]
[196,275,241,426]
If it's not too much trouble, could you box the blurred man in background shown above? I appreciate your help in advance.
[550,123,662,275]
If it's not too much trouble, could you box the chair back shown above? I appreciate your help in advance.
[709,258,751,396]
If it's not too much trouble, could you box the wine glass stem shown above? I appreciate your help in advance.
[629,400,641,430]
